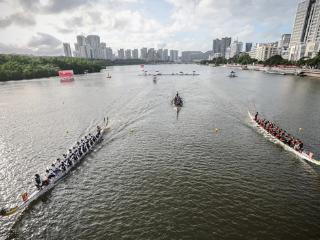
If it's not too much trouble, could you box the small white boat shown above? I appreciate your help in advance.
[0,118,110,217]
[248,111,319,165]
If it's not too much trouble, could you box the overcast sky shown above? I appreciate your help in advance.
[0,0,300,56]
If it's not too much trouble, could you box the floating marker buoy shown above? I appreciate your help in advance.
[299,128,303,132]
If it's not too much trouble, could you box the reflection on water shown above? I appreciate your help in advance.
[0,65,320,239]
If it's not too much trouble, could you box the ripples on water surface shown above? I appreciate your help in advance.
[0,65,320,239]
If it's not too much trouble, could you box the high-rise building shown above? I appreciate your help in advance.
[72,34,114,59]
[170,50,179,62]
[245,43,253,52]
[125,49,132,59]
[63,43,72,57]
[140,48,148,60]
[280,34,291,48]
[147,48,156,61]
[99,42,107,59]
[249,45,257,59]
[118,49,125,59]
[75,35,89,58]
[212,39,221,55]
[163,49,169,61]
[254,42,278,61]
[156,49,163,61]
[225,47,231,59]
[289,0,320,60]
[181,51,205,62]
[279,34,291,59]
[105,47,113,60]
[79,45,90,58]
[132,49,139,59]
[230,41,243,58]
[86,35,100,59]
[212,37,231,58]
[76,35,86,46]
[221,37,232,57]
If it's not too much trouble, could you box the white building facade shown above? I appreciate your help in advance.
[254,43,279,61]
[230,41,243,58]
[289,0,320,60]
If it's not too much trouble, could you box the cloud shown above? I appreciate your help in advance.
[17,0,138,14]
[42,0,93,13]
[0,0,301,53]
[0,42,63,56]
[28,33,61,48]
[65,16,85,28]
[0,12,36,28]
[0,42,33,55]
[26,32,63,55]
[165,0,299,43]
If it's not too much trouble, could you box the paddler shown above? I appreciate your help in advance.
[254,112,258,121]
[51,163,60,174]
[46,169,55,179]
[174,92,179,102]
[96,125,101,137]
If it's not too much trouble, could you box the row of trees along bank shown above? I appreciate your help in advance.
[0,54,146,81]
[201,52,320,68]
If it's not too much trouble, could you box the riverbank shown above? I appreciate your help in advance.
[226,64,320,78]
[0,54,146,81]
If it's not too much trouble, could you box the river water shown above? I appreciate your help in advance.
[0,64,320,239]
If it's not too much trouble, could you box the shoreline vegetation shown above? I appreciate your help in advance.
[0,54,147,81]
[200,52,320,68]
[200,53,320,77]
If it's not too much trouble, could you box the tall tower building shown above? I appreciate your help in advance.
[170,50,179,62]
[279,34,291,59]
[118,49,125,59]
[245,43,253,52]
[212,37,231,57]
[140,48,148,60]
[289,0,320,60]
[132,49,139,59]
[156,49,163,61]
[106,47,113,60]
[76,35,89,58]
[76,35,86,46]
[163,49,169,61]
[221,37,231,57]
[86,35,100,59]
[212,39,221,55]
[230,41,243,58]
[147,48,155,61]
[63,43,72,57]
[125,49,132,59]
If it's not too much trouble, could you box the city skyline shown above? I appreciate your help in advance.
[0,0,299,56]
[65,34,179,61]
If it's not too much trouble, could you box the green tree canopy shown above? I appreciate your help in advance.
[0,54,146,81]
